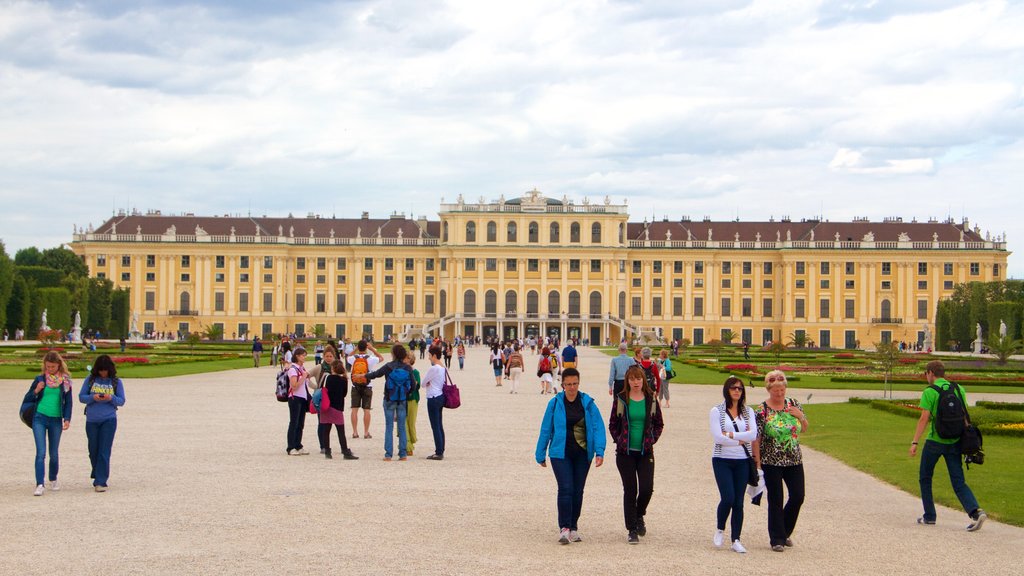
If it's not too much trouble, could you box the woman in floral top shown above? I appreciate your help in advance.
[755,369,808,552]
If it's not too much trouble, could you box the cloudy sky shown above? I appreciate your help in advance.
[1,0,1021,276]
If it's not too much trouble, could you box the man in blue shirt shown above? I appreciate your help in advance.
[561,342,578,370]
[607,342,635,397]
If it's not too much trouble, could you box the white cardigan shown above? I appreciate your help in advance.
[709,404,758,459]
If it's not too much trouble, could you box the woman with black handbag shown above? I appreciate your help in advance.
[708,376,759,553]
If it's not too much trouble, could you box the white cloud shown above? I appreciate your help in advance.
[0,0,1021,276]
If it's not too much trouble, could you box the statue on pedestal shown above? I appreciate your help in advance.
[1000,320,1008,339]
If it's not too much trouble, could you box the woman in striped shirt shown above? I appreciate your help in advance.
[708,376,759,553]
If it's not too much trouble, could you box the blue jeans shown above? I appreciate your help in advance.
[86,418,118,487]
[712,457,748,541]
[919,440,979,521]
[427,395,445,456]
[458,357,464,370]
[32,414,64,485]
[550,454,591,530]
[383,400,408,458]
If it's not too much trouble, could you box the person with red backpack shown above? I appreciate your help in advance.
[910,360,986,531]
[347,340,382,439]
[637,348,662,400]
[537,347,555,394]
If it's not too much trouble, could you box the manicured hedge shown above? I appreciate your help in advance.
[976,401,1024,411]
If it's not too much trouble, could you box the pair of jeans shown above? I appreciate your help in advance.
[616,450,655,531]
[919,439,979,521]
[383,400,408,458]
[427,395,445,456]
[762,464,805,546]
[550,453,591,530]
[458,356,464,370]
[318,423,350,454]
[287,396,308,451]
[86,417,118,486]
[712,457,748,541]
[32,413,63,485]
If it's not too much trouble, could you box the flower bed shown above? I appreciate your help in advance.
[724,364,756,371]
[111,357,150,364]
[833,353,856,359]
[128,343,154,349]
[36,347,66,354]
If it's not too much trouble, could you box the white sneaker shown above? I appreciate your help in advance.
[50,480,60,492]
[559,528,571,544]
[713,529,724,548]
[33,484,44,496]
[569,530,582,542]
[295,448,309,455]
[731,540,747,554]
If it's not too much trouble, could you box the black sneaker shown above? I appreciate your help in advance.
[343,451,359,460]
[427,454,444,460]
[627,530,639,544]
[967,509,987,532]
[636,517,647,537]
[916,517,936,525]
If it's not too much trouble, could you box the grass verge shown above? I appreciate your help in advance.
[802,402,1023,527]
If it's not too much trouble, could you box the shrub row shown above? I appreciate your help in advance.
[976,401,1024,411]
[851,398,1024,437]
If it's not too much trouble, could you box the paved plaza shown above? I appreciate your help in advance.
[2,345,1021,575]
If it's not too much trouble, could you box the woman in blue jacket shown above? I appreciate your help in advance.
[535,367,606,545]
[79,355,126,492]
[23,351,74,496]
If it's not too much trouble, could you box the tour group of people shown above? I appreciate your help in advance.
[281,339,450,462]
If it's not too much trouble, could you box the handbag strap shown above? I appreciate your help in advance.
[728,409,755,460]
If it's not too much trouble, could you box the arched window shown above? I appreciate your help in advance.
[568,291,581,316]
[486,221,497,242]
[466,221,476,243]
[527,290,539,314]
[589,291,602,316]
[591,222,602,244]
[550,222,560,243]
[464,290,476,314]
[881,299,892,319]
[505,290,517,313]
[442,221,449,243]
[570,222,581,243]
[485,290,497,315]
[548,290,561,315]
[507,221,517,242]
[180,291,190,312]
[528,221,539,243]
[440,290,447,317]
[618,291,626,318]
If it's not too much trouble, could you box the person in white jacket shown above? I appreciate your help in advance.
[708,376,759,553]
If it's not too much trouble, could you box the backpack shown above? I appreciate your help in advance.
[538,356,551,376]
[929,382,967,439]
[641,362,658,394]
[350,355,370,385]
[385,366,413,402]
[275,369,290,402]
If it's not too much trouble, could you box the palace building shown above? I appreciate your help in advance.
[70,190,1009,348]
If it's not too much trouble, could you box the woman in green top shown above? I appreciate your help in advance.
[608,365,664,544]
[23,351,74,496]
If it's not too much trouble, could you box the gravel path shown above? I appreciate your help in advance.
[1,345,1020,575]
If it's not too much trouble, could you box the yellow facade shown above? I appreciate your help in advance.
[70,191,1009,348]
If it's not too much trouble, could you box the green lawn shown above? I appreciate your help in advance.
[0,357,259,380]
[802,402,1023,527]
